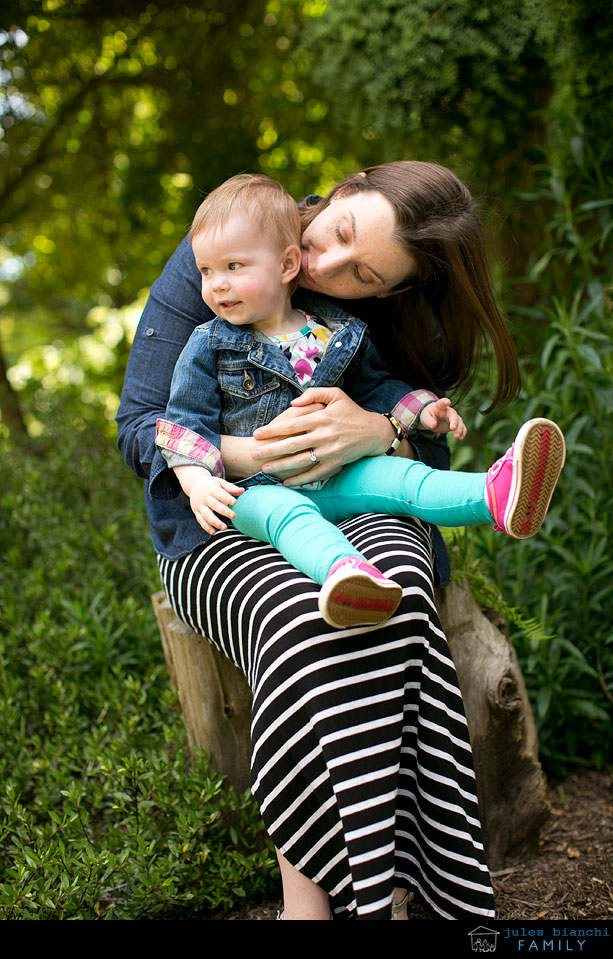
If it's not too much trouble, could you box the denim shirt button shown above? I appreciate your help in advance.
[335,340,342,348]
[145,328,155,337]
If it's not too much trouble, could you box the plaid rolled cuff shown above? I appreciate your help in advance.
[391,389,439,434]
[155,419,224,478]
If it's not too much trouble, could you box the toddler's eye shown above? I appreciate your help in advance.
[201,267,212,277]
[228,262,242,271]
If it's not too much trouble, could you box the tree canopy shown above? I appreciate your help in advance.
[0,0,611,434]
[0,0,342,429]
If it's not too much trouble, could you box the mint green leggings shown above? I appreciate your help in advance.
[232,455,491,585]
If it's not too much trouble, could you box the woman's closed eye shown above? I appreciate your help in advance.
[335,222,371,285]
[335,221,350,245]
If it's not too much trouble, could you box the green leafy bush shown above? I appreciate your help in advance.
[0,416,278,919]
[456,129,613,772]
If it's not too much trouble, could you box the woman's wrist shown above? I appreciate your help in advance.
[381,412,408,456]
[364,410,400,457]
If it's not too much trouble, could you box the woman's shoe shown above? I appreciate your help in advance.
[391,890,410,920]
[319,557,402,629]
[485,418,566,539]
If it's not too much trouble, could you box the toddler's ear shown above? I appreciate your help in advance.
[281,244,302,284]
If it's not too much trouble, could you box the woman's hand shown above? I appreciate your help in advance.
[252,387,412,487]
[220,401,326,480]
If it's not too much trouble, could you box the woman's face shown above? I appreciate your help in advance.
[299,190,415,300]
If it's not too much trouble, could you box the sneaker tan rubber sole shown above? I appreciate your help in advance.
[319,568,403,629]
[505,418,566,539]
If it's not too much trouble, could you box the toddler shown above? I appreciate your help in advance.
[154,174,565,629]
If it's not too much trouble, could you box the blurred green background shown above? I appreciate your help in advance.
[1,0,611,918]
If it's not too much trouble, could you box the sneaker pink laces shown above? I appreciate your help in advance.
[485,418,566,539]
[318,557,402,629]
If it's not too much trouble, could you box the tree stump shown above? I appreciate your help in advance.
[152,581,549,869]
[152,592,252,793]
[435,581,550,869]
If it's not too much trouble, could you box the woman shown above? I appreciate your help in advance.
[117,161,519,920]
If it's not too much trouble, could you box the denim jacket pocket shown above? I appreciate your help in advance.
[218,365,280,433]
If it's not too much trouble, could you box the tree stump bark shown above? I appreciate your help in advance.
[152,580,549,869]
[436,580,550,869]
[152,592,252,793]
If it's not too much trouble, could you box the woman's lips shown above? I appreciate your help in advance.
[300,254,317,287]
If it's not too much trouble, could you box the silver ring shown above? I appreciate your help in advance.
[309,448,318,464]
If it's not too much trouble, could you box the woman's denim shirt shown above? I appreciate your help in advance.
[116,234,451,584]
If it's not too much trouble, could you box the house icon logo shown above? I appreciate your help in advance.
[469,927,499,952]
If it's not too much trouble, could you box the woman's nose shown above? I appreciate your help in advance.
[316,245,350,276]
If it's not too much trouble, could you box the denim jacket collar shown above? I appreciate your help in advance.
[206,293,367,394]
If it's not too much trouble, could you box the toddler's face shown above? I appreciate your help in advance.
[192,217,293,334]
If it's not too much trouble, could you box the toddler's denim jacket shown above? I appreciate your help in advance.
[151,292,434,491]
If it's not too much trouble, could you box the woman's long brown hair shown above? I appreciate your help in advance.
[300,161,520,412]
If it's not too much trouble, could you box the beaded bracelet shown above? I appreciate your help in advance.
[382,412,408,455]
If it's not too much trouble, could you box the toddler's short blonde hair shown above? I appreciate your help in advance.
[190,173,301,253]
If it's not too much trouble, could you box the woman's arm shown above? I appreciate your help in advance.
[116,235,212,479]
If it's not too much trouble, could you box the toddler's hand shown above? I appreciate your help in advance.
[419,397,467,440]
[186,471,244,535]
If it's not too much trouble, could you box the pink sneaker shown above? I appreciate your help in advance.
[319,557,402,629]
[485,418,566,539]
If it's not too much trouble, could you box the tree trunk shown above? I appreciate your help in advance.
[153,591,252,794]
[0,343,27,437]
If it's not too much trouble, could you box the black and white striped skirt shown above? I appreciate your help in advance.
[158,513,495,920]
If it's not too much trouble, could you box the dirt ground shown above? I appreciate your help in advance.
[224,768,612,921]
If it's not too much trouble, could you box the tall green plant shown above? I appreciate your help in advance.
[465,131,612,771]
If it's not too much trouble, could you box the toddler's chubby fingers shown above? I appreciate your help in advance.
[421,397,450,431]
[219,479,244,500]
[193,506,229,536]
[445,407,467,440]
[210,482,244,517]
[426,396,449,420]
[209,495,240,522]
[454,418,467,441]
